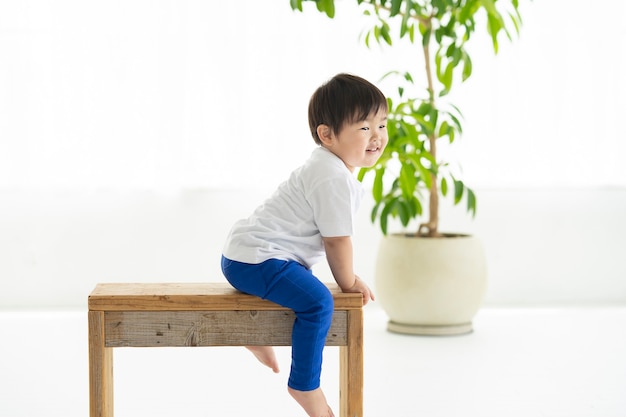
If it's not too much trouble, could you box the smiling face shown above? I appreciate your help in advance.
[317,109,388,172]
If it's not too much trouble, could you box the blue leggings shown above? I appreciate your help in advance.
[221,256,334,391]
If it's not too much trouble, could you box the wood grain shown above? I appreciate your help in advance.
[104,310,348,347]
[89,282,362,311]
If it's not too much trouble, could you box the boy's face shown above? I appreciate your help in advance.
[322,110,388,172]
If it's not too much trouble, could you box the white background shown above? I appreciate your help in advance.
[1,0,625,308]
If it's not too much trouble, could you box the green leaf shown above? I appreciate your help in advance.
[461,50,473,81]
[400,21,408,38]
[289,0,302,12]
[371,201,381,224]
[467,187,477,216]
[486,14,502,53]
[357,167,367,182]
[441,177,448,196]
[416,161,433,189]
[442,61,454,91]
[448,126,456,143]
[416,100,433,115]
[438,120,450,138]
[458,1,479,24]
[411,195,423,217]
[373,167,385,202]
[454,179,464,204]
[380,21,393,45]
[390,0,402,16]
[380,201,395,235]
[399,163,417,200]
[434,26,444,44]
[508,11,521,35]
[478,0,499,17]
[396,200,410,226]
[434,50,443,81]
[448,111,463,133]
[316,0,335,18]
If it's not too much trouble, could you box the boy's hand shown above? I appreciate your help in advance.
[343,275,375,306]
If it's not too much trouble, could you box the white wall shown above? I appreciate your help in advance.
[1,1,625,309]
[2,0,625,189]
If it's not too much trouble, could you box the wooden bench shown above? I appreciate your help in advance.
[88,282,364,417]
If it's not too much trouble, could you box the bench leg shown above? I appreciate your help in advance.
[89,311,114,417]
[339,309,363,417]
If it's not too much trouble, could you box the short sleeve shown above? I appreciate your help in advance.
[308,176,359,237]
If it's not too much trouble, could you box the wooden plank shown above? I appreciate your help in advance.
[89,311,113,417]
[104,310,348,347]
[340,309,364,417]
[89,282,363,311]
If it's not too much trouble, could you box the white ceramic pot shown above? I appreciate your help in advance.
[375,233,487,335]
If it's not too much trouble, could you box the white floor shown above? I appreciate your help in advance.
[1,306,625,417]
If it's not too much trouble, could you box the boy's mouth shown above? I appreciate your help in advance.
[366,146,381,153]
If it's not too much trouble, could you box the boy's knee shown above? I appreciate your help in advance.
[300,285,334,320]
[322,286,334,307]
[316,286,334,320]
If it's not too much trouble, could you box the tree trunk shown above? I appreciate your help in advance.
[418,20,441,237]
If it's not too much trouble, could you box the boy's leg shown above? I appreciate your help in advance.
[221,256,280,372]
[260,260,334,390]
[221,256,334,390]
[221,257,335,416]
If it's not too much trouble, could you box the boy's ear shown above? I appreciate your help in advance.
[317,124,333,146]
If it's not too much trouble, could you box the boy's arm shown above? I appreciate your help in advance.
[322,236,374,305]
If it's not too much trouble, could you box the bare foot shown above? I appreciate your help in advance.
[245,346,280,373]
[288,387,335,417]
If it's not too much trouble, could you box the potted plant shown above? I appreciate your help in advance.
[291,0,523,335]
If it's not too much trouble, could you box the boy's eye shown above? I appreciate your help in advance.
[361,127,369,131]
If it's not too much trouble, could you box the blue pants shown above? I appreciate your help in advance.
[221,256,334,391]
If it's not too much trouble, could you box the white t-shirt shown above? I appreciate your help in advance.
[223,146,364,269]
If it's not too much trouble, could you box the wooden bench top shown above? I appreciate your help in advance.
[89,282,363,311]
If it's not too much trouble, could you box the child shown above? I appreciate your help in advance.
[221,73,387,417]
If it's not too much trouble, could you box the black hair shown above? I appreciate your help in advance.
[308,73,388,145]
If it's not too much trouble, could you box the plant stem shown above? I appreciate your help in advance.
[418,17,441,238]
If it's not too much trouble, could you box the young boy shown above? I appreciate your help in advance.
[221,73,388,417]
